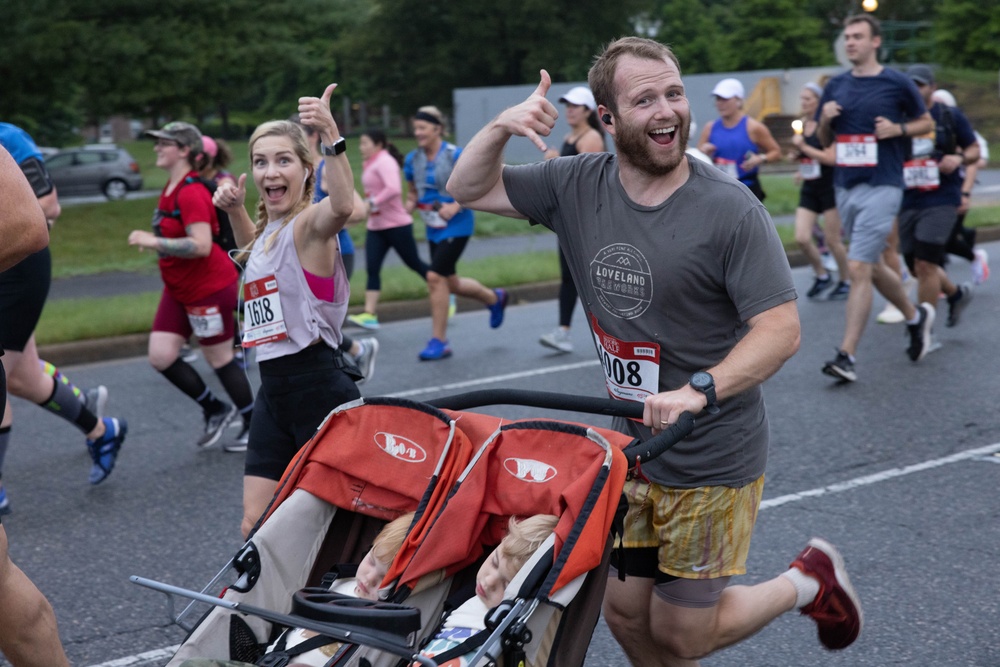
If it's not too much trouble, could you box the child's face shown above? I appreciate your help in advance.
[354,549,390,600]
[475,547,519,608]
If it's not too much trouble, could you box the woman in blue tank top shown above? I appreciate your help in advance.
[697,78,781,202]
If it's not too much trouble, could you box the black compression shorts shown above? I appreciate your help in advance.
[0,247,51,352]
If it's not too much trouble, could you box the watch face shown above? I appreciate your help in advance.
[691,372,712,389]
[323,138,346,156]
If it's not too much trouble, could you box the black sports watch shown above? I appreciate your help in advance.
[689,371,720,415]
[321,137,347,156]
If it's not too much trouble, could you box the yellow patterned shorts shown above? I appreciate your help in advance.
[614,475,764,580]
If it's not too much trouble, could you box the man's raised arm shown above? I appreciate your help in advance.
[447,70,559,218]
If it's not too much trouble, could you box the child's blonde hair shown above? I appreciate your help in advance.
[499,514,559,572]
[371,512,415,564]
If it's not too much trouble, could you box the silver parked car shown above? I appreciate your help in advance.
[44,144,143,200]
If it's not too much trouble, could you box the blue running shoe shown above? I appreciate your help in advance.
[418,338,452,361]
[488,288,508,329]
[0,484,11,516]
[86,417,127,485]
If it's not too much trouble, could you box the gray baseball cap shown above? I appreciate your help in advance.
[906,64,935,86]
[145,121,203,151]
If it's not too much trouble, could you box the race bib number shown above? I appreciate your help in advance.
[417,203,447,229]
[713,158,738,179]
[185,305,224,339]
[242,275,288,347]
[835,134,878,167]
[903,158,940,191]
[591,315,660,403]
[798,158,822,181]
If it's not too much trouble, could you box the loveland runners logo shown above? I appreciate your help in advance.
[590,243,652,319]
[503,458,557,483]
[374,432,427,463]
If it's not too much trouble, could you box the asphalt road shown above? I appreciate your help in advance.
[2,245,998,666]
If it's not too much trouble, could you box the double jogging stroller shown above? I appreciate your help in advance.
[133,390,693,667]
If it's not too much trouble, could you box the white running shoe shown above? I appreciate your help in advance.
[876,303,905,324]
[85,385,109,420]
[354,338,380,385]
[972,249,990,286]
[539,328,573,353]
[821,252,838,273]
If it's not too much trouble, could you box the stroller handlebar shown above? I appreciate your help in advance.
[426,389,646,418]
[620,411,696,467]
[425,389,696,468]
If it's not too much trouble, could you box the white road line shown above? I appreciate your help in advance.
[85,645,179,667]
[84,435,1000,667]
[385,360,601,398]
[760,440,1000,509]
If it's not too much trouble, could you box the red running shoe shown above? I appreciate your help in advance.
[790,537,863,650]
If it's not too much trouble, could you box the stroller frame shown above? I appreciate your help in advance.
[133,389,694,667]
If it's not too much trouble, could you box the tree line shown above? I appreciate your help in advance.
[2,0,995,145]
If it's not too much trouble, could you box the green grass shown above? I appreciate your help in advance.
[758,173,801,217]
[36,292,162,344]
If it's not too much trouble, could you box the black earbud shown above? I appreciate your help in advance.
[602,113,613,126]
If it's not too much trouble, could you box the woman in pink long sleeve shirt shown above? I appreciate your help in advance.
[347,128,429,330]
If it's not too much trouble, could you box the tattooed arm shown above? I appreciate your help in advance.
[128,222,213,258]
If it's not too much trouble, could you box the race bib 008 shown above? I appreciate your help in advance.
[590,315,660,403]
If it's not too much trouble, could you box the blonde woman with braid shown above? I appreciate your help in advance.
[214,85,361,538]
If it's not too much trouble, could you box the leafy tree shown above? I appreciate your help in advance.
[725,0,830,70]
[0,0,83,144]
[648,0,736,73]
[348,0,648,116]
[934,0,1000,69]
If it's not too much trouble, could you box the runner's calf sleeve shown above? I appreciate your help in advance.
[160,358,216,411]
[213,359,254,415]
[39,376,98,433]
[40,361,85,404]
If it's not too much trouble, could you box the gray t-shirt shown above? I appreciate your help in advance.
[503,154,796,487]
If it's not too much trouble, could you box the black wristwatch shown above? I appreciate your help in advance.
[689,371,720,415]
[321,137,347,156]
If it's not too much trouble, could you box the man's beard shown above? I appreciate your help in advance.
[615,117,691,177]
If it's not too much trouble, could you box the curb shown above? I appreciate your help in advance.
[37,226,1000,367]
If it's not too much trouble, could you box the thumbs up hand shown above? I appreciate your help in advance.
[299,84,341,141]
[495,70,560,152]
[214,173,247,215]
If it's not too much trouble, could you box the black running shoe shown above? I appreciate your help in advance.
[826,281,851,301]
[946,283,972,328]
[822,349,856,382]
[806,275,833,299]
[906,303,935,362]
[198,404,237,448]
